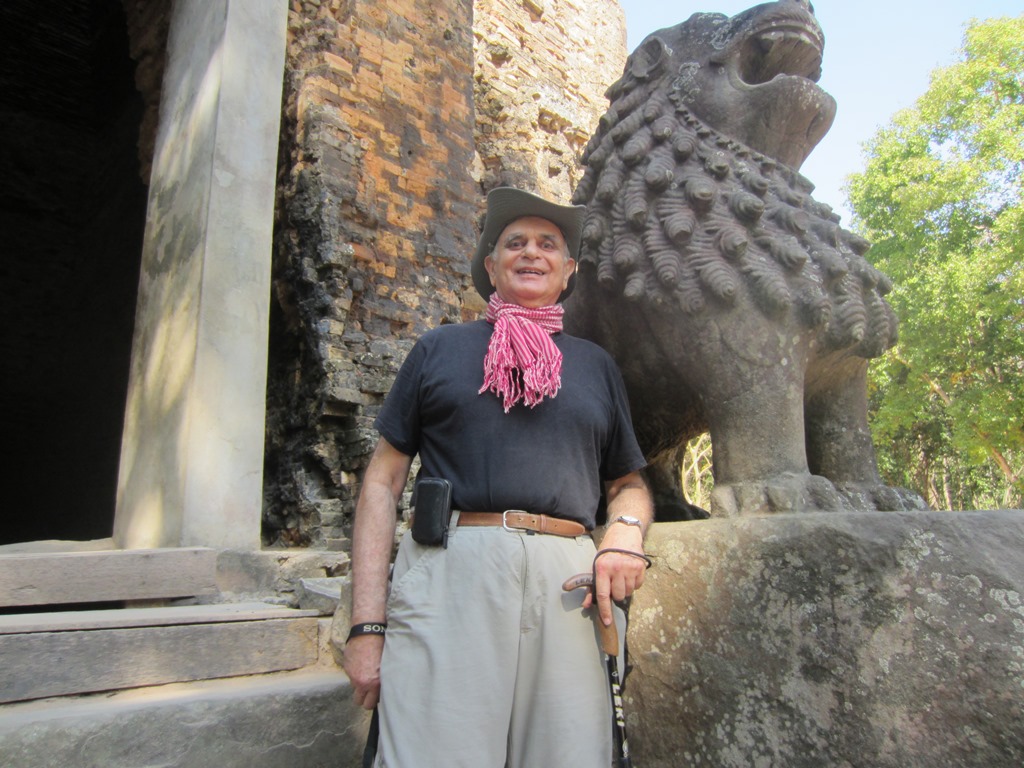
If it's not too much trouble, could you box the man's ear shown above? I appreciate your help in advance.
[484,253,497,286]
[563,258,577,288]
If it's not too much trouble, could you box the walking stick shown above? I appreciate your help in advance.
[362,706,379,768]
[563,573,633,768]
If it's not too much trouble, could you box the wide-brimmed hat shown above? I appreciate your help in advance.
[472,187,586,302]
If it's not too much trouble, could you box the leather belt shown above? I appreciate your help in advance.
[457,510,588,538]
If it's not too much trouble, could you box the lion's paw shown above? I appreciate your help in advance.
[835,482,928,512]
[710,473,856,516]
[709,475,929,516]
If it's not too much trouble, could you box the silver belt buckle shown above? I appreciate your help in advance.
[502,510,529,533]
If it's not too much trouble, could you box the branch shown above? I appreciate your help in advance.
[926,375,1017,484]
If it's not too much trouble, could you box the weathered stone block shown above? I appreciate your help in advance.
[0,548,216,608]
[216,550,350,604]
[626,510,1024,767]
[297,576,346,614]
[0,671,367,768]
[0,606,320,704]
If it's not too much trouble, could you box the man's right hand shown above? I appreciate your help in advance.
[343,633,385,710]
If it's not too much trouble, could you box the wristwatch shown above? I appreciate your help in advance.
[610,515,642,529]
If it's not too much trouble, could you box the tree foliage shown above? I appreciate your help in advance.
[847,15,1024,509]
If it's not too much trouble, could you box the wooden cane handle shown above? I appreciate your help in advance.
[598,610,619,657]
[561,572,593,592]
[562,572,619,657]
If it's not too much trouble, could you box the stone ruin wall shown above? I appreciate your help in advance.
[264,0,478,550]
[474,0,626,203]
[263,0,626,548]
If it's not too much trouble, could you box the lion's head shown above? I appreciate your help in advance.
[612,1,835,170]
[570,1,895,360]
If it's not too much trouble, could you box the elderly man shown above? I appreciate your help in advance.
[344,187,653,767]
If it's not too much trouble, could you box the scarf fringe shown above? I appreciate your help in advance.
[479,295,564,412]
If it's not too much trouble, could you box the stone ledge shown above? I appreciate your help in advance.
[0,670,369,768]
[627,509,1024,768]
[0,547,217,608]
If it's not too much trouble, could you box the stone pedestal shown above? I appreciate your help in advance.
[626,510,1024,767]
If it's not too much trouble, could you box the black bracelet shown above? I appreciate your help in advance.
[347,621,387,641]
[594,548,654,569]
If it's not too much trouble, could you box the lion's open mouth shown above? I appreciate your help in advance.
[738,20,824,85]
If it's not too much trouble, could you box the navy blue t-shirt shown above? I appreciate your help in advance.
[374,320,646,529]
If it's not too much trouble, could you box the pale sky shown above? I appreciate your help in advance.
[616,0,1024,224]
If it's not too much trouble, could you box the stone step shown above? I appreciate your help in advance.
[0,603,320,704]
[0,547,217,607]
[296,575,347,614]
[0,670,370,768]
[0,601,317,634]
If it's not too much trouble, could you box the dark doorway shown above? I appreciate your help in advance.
[0,0,148,544]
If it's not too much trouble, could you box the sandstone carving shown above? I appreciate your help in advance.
[564,1,926,517]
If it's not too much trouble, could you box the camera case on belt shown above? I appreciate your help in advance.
[411,477,453,547]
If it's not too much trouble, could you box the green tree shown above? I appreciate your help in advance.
[847,15,1024,509]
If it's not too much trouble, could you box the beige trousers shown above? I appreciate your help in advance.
[375,525,623,768]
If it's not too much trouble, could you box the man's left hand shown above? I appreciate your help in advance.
[586,522,648,626]
[586,470,654,627]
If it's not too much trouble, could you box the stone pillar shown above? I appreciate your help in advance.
[114,0,288,550]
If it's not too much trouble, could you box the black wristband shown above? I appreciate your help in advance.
[347,621,387,641]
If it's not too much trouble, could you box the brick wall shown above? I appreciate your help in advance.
[265,0,478,548]
[474,0,626,202]
[264,0,626,548]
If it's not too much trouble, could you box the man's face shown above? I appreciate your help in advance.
[484,216,576,308]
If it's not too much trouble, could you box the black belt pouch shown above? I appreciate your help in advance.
[411,477,453,547]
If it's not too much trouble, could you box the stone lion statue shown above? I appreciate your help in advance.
[564,0,926,517]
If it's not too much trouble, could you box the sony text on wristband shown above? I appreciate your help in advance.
[347,621,387,641]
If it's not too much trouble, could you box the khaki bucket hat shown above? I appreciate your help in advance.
[471,187,586,302]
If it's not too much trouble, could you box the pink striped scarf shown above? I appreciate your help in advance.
[479,294,564,412]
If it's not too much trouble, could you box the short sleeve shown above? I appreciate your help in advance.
[373,340,427,457]
[600,358,647,481]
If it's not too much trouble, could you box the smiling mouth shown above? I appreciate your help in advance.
[738,18,824,84]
